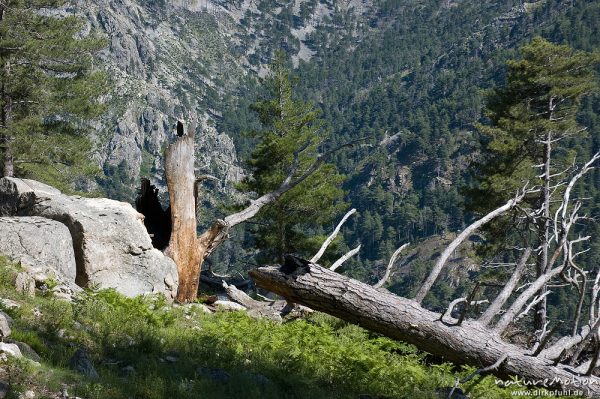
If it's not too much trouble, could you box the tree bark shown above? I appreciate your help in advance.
[250,259,600,397]
[164,133,202,303]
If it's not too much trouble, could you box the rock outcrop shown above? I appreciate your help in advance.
[0,177,178,300]
[0,216,77,282]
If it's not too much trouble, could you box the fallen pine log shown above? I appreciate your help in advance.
[249,257,600,397]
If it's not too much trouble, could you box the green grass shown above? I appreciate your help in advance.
[0,256,572,398]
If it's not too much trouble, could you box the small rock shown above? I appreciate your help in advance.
[52,292,73,302]
[0,298,20,309]
[8,340,41,362]
[0,342,22,358]
[213,300,246,312]
[0,312,11,338]
[18,390,35,399]
[196,367,230,384]
[0,381,8,399]
[183,303,212,314]
[14,272,35,297]
[163,350,179,363]
[69,348,98,379]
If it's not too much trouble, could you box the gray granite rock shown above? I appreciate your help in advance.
[0,178,178,300]
[70,348,99,379]
[0,216,77,282]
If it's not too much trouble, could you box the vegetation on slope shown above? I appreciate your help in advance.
[0,256,552,399]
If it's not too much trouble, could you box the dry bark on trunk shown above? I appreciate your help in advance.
[250,259,600,397]
[139,122,360,302]
[164,133,202,303]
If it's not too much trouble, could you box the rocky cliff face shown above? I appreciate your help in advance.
[66,0,372,202]
[72,0,246,196]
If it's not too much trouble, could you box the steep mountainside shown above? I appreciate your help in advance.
[68,0,373,201]
[69,0,600,298]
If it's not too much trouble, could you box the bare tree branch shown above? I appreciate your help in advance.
[586,339,600,377]
[311,208,357,263]
[532,321,564,356]
[515,291,552,322]
[441,297,467,323]
[373,243,409,288]
[494,266,564,334]
[415,191,528,303]
[460,354,508,384]
[330,245,361,271]
[479,248,532,326]
[224,138,368,228]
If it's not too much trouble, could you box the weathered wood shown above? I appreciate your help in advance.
[146,129,366,302]
[479,248,531,326]
[164,132,201,303]
[311,208,357,263]
[415,193,526,303]
[373,243,409,289]
[250,259,600,397]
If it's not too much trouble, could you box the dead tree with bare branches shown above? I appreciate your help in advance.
[251,152,600,397]
[137,119,364,303]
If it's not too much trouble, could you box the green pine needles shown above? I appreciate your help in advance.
[0,0,107,190]
[472,37,600,208]
[240,54,347,264]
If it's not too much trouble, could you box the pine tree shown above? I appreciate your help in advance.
[241,54,347,264]
[0,0,106,189]
[469,37,599,329]
[471,37,599,208]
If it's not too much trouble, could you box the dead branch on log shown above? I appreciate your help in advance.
[330,245,361,271]
[493,266,563,334]
[415,189,530,303]
[460,354,508,384]
[373,243,409,288]
[479,248,532,326]
[311,208,357,263]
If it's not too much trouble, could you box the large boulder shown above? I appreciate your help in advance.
[0,217,77,282]
[0,178,178,300]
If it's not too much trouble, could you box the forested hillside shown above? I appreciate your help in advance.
[218,0,600,306]
[3,0,600,309]
[3,1,600,397]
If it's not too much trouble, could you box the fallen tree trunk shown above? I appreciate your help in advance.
[250,259,600,397]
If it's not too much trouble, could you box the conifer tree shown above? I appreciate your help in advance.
[0,0,106,189]
[241,54,347,264]
[472,37,599,205]
[469,37,599,329]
